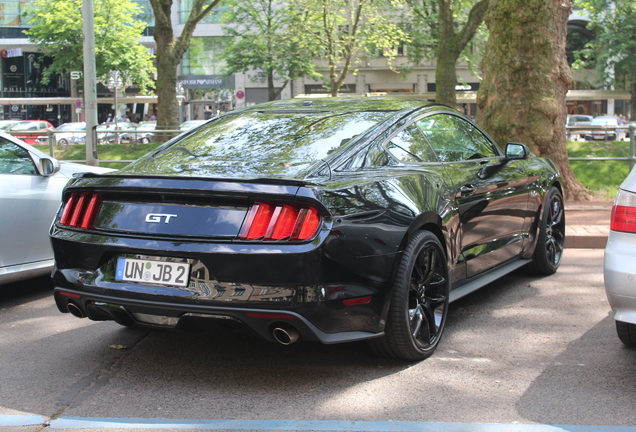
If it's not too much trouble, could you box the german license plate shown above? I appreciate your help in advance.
[115,258,190,287]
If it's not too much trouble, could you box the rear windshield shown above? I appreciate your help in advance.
[122,109,395,179]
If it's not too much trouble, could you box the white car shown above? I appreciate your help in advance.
[0,133,114,285]
[584,115,629,141]
[180,119,208,131]
[604,167,636,346]
[51,122,87,146]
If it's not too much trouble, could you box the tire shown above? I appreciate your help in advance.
[141,137,150,144]
[369,231,449,361]
[58,138,68,146]
[616,321,636,347]
[528,187,565,275]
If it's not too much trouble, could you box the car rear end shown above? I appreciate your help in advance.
[604,168,636,345]
[50,174,387,345]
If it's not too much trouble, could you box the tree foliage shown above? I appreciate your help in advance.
[25,0,155,90]
[290,0,410,96]
[404,0,489,106]
[221,0,321,101]
[573,0,636,90]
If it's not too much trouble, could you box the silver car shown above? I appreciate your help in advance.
[604,167,636,346]
[0,133,113,285]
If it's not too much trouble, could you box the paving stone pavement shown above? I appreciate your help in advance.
[565,200,612,249]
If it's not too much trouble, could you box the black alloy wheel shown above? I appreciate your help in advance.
[369,231,449,361]
[530,187,565,275]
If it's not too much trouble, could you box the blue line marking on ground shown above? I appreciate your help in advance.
[0,414,46,427]
[40,417,636,431]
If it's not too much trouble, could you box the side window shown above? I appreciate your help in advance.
[386,125,438,163]
[0,139,37,175]
[416,114,498,162]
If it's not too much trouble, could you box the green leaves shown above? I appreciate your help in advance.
[573,0,636,89]
[221,0,321,100]
[289,0,410,95]
[25,0,156,91]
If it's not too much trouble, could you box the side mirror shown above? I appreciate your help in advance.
[505,142,530,160]
[38,156,61,176]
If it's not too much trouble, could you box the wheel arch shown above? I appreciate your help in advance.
[403,211,448,260]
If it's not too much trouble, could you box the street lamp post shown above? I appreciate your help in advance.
[106,70,123,143]
[82,0,98,166]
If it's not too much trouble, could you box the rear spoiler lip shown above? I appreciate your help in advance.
[62,173,326,207]
[73,172,317,187]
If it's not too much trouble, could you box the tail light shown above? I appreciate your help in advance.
[610,189,636,234]
[59,193,102,229]
[240,202,322,241]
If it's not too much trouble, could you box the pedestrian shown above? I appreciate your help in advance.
[106,113,112,123]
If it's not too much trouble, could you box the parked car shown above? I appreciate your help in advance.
[96,122,137,143]
[0,133,113,285]
[121,121,156,144]
[583,115,629,141]
[604,167,636,346]
[6,120,55,145]
[51,122,86,146]
[50,98,564,361]
[180,119,208,131]
[0,120,18,130]
[566,114,593,141]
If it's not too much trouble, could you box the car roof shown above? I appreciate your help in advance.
[240,97,434,116]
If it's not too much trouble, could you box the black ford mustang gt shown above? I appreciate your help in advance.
[50,97,564,361]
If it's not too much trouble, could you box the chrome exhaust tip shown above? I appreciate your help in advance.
[66,302,85,319]
[272,324,300,345]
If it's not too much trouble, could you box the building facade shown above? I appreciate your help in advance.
[0,1,631,126]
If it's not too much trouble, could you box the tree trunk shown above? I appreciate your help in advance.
[476,0,589,200]
[268,69,276,101]
[154,38,180,130]
[435,0,459,106]
[150,0,222,130]
[435,45,459,106]
[435,0,489,107]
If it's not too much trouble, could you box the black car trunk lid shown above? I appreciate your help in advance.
[57,174,321,240]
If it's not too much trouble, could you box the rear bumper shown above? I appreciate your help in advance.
[53,287,384,344]
[50,227,395,341]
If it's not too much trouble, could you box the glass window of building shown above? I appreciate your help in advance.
[181,36,230,76]
[0,0,29,26]
[178,0,229,24]
[132,0,154,27]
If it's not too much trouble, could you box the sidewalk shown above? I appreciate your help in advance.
[565,200,612,249]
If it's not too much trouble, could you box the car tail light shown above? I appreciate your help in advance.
[60,193,102,229]
[240,202,322,241]
[610,189,636,234]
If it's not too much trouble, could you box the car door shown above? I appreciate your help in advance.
[416,113,531,278]
[0,138,66,271]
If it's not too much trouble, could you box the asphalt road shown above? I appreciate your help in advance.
[1,249,635,432]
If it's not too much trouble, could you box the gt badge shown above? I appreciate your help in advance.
[145,213,178,224]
